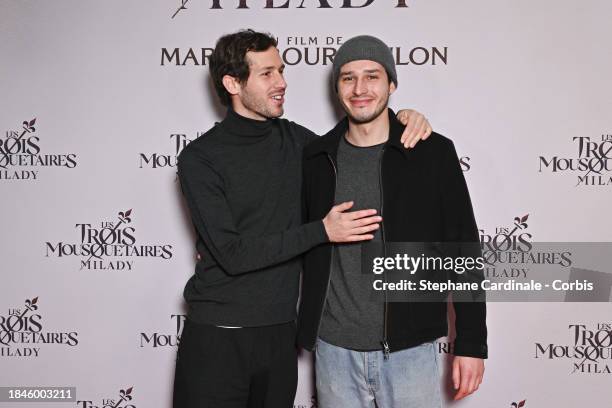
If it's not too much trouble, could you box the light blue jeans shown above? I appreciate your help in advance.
[315,338,442,408]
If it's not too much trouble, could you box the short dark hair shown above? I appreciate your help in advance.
[209,29,278,106]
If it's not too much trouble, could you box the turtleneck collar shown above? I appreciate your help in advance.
[221,108,275,138]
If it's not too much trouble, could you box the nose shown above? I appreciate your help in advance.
[275,71,287,91]
[353,77,366,96]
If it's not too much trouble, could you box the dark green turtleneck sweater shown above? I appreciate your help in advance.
[177,109,327,327]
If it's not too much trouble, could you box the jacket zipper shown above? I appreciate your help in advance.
[314,153,338,344]
[379,147,391,360]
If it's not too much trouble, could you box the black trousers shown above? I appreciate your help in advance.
[173,319,298,408]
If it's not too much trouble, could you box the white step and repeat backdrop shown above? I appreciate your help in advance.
[1,1,611,407]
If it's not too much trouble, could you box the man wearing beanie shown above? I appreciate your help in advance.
[174,30,435,408]
[298,35,488,407]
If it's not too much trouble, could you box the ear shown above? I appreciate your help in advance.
[389,81,397,95]
[222,75,242,97]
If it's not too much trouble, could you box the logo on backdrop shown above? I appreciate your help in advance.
[77,387,135,408]
[535,323,612,374]
[539,134,612,186]
[139,133,199,169]
[0,118,78,181]
[45,209,174,271]
[459,156,471,172]
[172,0,410,19]
[0,297,79,358]
[479,214,572,279]
[437,340,453,355]
[161,36,447,67]
[140,314,186,348]
[511,401,526,408]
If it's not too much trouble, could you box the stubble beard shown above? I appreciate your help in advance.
[241,87,284,119]
[342,92,389,124]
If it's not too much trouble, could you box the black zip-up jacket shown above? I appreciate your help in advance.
[297,109,488,359]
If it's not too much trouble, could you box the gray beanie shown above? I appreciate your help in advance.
[332,35,397,91]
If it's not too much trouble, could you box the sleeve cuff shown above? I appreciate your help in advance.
[306,220,329,245]
[453,341,488,359]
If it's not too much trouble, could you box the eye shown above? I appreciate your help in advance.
[342,76,353,82]
[262,71,271,77]
[368,75,379,80]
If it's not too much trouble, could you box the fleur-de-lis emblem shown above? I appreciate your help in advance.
[119,387,133,401]
[113,386,134,407]
[118,209,132,224]
[21,118,36,134]
[171,0,190,19]
[24,297,38,311]
[513,214,529,230]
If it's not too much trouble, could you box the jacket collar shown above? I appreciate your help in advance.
[305,108,410,159]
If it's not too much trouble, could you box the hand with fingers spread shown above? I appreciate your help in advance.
[396,109,433,148]
[322,201,382,243]
[452,356,485,401]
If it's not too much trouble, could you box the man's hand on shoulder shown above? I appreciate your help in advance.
[452,355,485,400]
[396,109,432,148]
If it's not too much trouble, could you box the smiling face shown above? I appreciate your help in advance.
[336,59,396,124]
[226,46,287,120]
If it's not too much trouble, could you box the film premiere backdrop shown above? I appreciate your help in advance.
[1,0,611,407]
